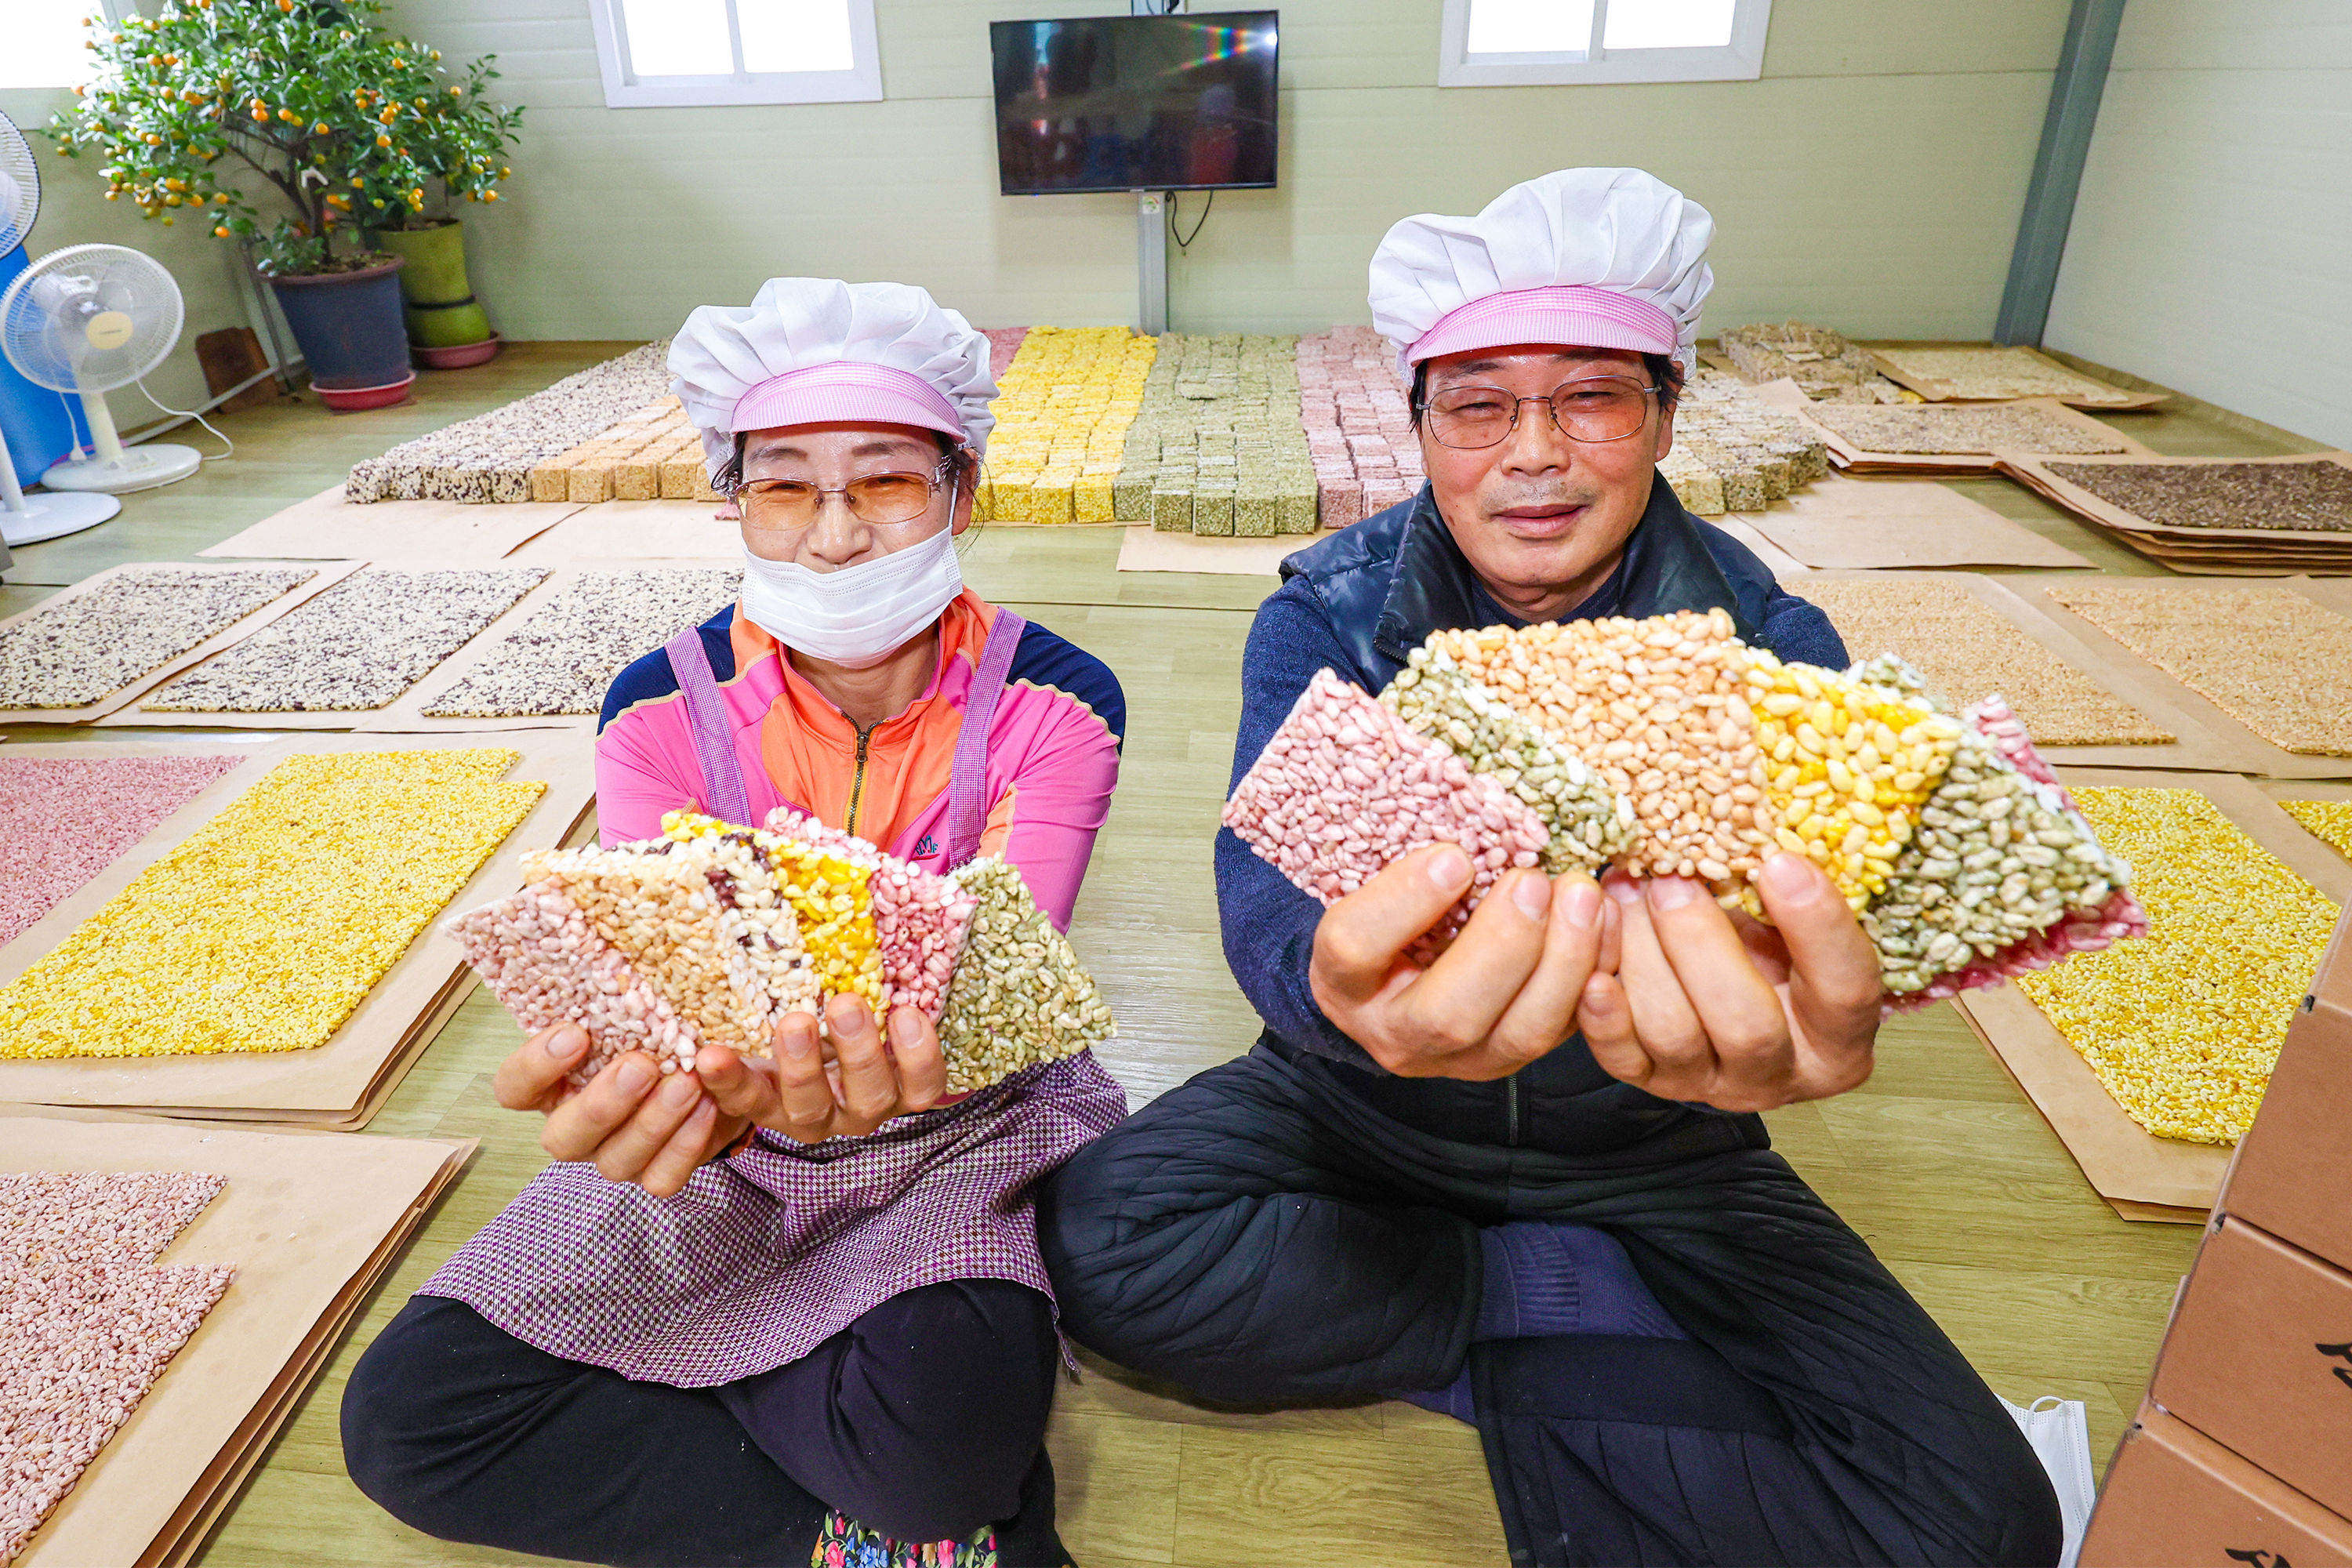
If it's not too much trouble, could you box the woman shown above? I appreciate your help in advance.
[342,279,1130,1568]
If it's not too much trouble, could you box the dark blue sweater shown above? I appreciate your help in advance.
[1214,480,1848,1131]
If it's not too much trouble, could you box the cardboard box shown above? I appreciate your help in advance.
[2150,1215,2352,1521]
[2220,904,2352,1273]
[2082,1403,2352,1566]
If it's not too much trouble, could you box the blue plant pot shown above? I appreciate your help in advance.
[267,256,411,393]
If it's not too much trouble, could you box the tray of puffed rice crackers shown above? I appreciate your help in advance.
[0,733,597,1129]
[1952,771,2352,1219]
[447,809,1116,1094]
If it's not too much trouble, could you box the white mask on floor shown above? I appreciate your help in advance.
[739,522,964,670]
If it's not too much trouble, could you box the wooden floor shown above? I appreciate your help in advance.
[3,345,2320,1566]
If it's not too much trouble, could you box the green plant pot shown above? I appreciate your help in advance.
[366,219,494,348]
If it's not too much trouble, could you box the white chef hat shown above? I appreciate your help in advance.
[669,278,998,479]
[1368,168,1714,383]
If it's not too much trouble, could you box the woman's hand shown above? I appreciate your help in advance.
[492,1025,744,1199]
[1308,844,1609,1080]
[1574,852,1884,1112]
[489,993,954,1195]
[699,993,951,1144]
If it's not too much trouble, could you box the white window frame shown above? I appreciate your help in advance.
[585,0,883,108]
[2,0,130,93]
[1438,0,1772,88]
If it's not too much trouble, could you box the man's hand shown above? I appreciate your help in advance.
[1574,851,1883,1112]
[699,993,951,1145]
[1308,843,1608,1080]
[493,1025,741,1200]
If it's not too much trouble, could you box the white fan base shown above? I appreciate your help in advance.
[2,488,122,546]
[42,442,202,495]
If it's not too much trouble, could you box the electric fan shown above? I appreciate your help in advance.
[0,114,120,546]
[1,242,204,499]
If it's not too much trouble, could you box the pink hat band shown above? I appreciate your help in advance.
[728,361,968,445]
[1404,285,1680,373]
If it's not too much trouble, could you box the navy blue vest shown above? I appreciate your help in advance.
[1277,471,1782,690]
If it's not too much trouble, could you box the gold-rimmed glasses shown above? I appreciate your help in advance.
[731,457,956,532]
[1418,376,1658,449]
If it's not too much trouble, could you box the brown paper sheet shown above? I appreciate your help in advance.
[1704,515,1809,579]
[1863,343,2168,410]
[1728,474,2093,570]
[198,483,582,561]
[1998,452,2352,573]
[3,1115,473,1568]
[1995,575,2352,779]
[1115,524,1330,576]
[100,560,557,731]
[1749,383,2152,473]
[505,498,742,562]
[0,729,596,1125]
[1952,770,2352,1215]
[0,560,368,726]
[1788,571,2253,773]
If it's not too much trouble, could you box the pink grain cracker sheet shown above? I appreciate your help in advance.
[0,755,245,944]
[1222,668,1550,957]
[0,1171,235,1564]
[1882,695,2151,1014]
[446,881,699,1088]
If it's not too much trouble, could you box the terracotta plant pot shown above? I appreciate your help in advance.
[366,219,497,351]
[267,256,412,398]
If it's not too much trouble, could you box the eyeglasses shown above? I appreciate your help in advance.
[1417,376,1658,450]
[731,458,956,532]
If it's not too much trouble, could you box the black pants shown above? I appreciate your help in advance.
[342,1281,1067,1567]
[1038,1048,2062,1568]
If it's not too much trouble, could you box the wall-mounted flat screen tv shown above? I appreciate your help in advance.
[990,11,1279,195]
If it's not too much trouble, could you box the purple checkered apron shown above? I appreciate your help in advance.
[420,608,1131,1385]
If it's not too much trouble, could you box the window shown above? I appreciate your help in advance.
[0,0,124,92]
[1439,0,1770,88]
[586,0,881,108]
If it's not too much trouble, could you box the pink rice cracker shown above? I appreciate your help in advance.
[447,880,700,1085]
[1880,695,2147,1012]
[762,810,979,1020]
[0,753,245,945]
[1223,667,1550,959]
[1,1171,235,1563]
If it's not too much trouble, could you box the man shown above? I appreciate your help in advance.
[1039,170,2062,1566]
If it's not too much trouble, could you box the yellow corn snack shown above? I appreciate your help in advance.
[2280,800,2352,864]
[1744,652,1961,909]
[2017,787,2339,1144]
[661,812,884,1016]
[0,748,542,1058]
[978,328,1156,524]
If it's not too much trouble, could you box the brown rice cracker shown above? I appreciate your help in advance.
[2045,583,2352,756]
[1802,579,2172,746]
[2046,460,2352,534]
[1869,347,2128,404]
[1805,403,2130,457]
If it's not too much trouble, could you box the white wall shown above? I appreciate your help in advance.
[2045,1,2352,448]
[0,84,266,419]
[9,2,2078,367]
[370,0,2070,342]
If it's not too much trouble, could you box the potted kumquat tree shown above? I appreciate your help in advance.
[46,0,524,404]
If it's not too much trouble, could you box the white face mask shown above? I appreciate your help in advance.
[739,524,965,670]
